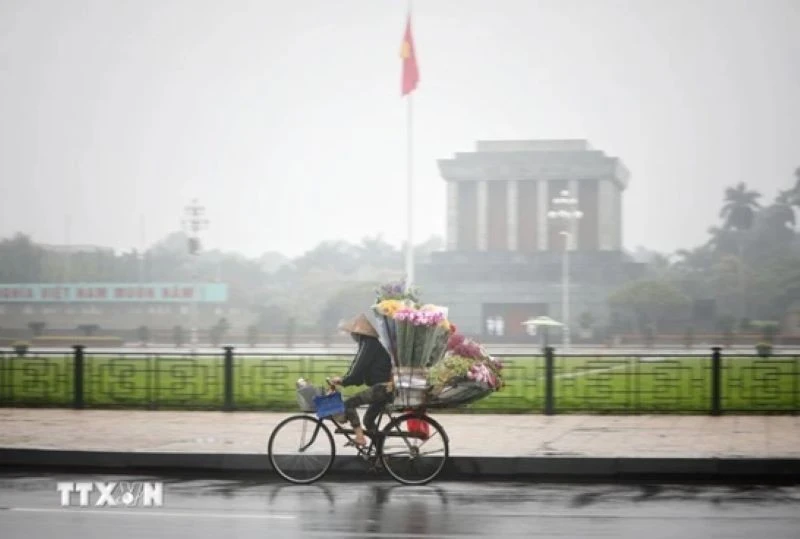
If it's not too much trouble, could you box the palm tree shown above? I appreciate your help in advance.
[719,182,761,320]
[720,182,762,231]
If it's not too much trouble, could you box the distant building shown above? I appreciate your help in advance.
[417,139,644,341]
[439,139,628,253]
[0,282,256,337]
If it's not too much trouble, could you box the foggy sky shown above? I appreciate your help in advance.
[1,0,798,259]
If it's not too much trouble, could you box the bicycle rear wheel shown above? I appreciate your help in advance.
[378,413,449,485]
[268,415,335,484]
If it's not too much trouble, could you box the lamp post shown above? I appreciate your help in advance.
[547,190,583,351]
[182,199,209,353]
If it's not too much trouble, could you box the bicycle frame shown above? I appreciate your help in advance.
[311,405,431,458]
[324,406,394,457]
[312,379,431,454]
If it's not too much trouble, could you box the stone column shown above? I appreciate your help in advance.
[446,181,458,250]
[537,180,548,250]
[477,180,488,251]
[507,180,518,251]
[598,179,612,250]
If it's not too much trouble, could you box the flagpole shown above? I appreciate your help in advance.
[405,87,414,290]
[404,0,415,292]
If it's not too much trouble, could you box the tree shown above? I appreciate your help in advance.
[743,190,798,262]
[358,235,400,268]
[318,281,378,336]
[705,226,738,255]
[0,234,45,282]
[607,279,691,336]
[791,167,800,206]
[256,304,291,332]
[673,246,714,278]
[720,182,762,231]
[765,190,797,235]
[642,252,674,279]
[719,183,762,319]
[292,240,361,275]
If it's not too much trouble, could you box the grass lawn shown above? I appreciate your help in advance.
[1,352,797,413]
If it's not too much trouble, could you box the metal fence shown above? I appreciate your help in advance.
[0,346,797,414]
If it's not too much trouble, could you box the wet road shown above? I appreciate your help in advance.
[0,472,798,538]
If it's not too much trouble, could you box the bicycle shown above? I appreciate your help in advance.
[267,378,450,485]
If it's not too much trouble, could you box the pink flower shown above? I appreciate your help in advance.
[447,333,466,350]
[468,363,494,386]
[396,309,445,326]
[393,308,416,322]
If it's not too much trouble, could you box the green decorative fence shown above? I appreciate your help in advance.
[0,347,797,414]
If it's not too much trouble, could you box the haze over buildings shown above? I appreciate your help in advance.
[1,0,798,258]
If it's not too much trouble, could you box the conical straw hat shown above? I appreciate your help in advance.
[337,313,379,338]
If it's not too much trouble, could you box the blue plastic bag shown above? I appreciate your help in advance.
[313,391,345,419]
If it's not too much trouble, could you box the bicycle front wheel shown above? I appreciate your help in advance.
[268,415,335,484]
[378,413,449,485]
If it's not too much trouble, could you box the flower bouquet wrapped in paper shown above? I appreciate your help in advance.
[368,280,419,361]
[394,305,450,368]
[391,304,455,407]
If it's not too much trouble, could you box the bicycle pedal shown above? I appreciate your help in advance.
[344,440,368,450]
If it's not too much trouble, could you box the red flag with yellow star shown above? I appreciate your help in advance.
[400,14,419,96]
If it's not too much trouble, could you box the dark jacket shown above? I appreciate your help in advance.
[341,334,392,387]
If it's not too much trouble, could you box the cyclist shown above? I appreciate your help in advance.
[329,313,393,447]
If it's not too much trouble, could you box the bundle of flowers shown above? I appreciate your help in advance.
[426,333,505,407]
[375,280,420,304]
[368,279,418,361]
[394,305,452,368]
[370,280,455,370]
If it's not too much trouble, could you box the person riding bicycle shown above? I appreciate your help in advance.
[329,313,393,447]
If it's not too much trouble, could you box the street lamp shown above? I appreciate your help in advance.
[182,199,209,353]
[547,189,583,351]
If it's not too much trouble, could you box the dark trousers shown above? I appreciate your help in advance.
[344,383,392,431]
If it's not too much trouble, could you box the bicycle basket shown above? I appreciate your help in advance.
[296,385,322,412]
[312,391,345,419]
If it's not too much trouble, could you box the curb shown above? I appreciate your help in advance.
[2,449,799,482]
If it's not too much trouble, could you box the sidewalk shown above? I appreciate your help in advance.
[2,409,799,480]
